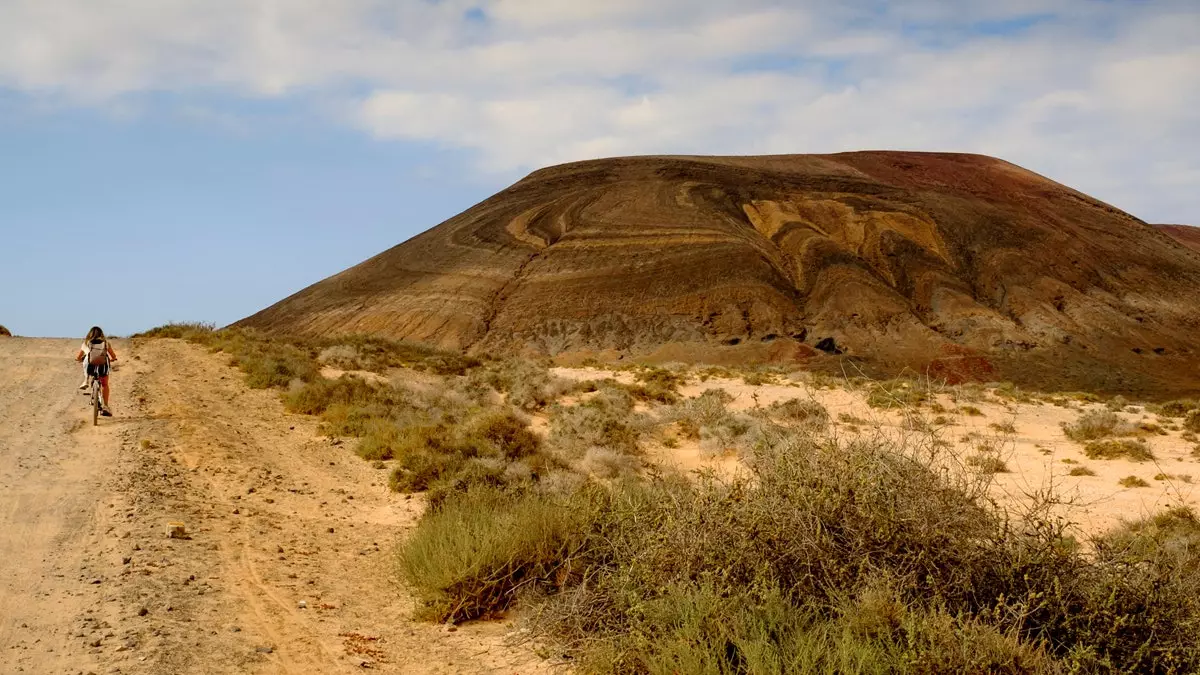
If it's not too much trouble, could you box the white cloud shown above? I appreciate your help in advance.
[0,0,1197,222]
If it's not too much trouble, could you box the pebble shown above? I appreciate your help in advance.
[297,600,307,609]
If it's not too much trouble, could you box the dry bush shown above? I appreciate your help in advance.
[992,382,1035,404]
[665,389,766,456]
[1105,395,1130,412]
[1068,467,1096,477]
[1184,411,1200,433]
[967,453,1010,474]
[134,322,215,339]
[317,344,360,370]
[1084,438,1154,462]
[399,486,594,622]
[989,421,1017,435]
[1062,410,1138,442]
[865,380,929,409]
[741,370,779,386]
[1118,476,1150,488]
[579,448,641,479]
[959,406,985,417]
[948,383,987,403]
[467,359,572,411]
[763,398,829,428]
[1151,399,1199,418]
[632,367,687,403]
[0,325,11,337]
[400,428,1200,672]
[549,386,645,457]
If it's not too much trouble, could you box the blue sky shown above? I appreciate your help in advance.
[1,0,1197,337]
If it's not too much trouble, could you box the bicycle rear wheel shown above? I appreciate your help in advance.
[92,381,100,426]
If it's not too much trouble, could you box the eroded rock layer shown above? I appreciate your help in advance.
[237,152,1200,395]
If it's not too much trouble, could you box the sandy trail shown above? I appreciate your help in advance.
[0,338,130,673]
[0,338,549,674]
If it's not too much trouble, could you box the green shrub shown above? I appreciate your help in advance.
[284,375,393,415]
[402,431,1200,672]
[399,486,595,622]
[134,321,215,339]
[465,410,541,460]
[1084,438,1154,462]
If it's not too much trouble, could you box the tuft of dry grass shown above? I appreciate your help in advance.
[865,379,929,409]
[1083,438,1154,462]
[988,421,1017,435]
[1118,476,1150,488]
[966,454,1009,474]
[1062,410,1138,442]
[1068,466,1096,477]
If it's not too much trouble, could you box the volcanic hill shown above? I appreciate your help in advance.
[1156,224,1200,255]
[238,152,1200,395]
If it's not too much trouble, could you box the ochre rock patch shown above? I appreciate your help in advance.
[237,152,1200,396]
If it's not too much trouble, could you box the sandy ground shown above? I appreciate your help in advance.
[0,338,550,675]
[553,367,1200,537]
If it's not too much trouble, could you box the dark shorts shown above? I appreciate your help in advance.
[87,362,110,379]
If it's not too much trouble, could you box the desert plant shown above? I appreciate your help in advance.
[1151,399,1199,418]
[399,485,595,622]
[468,359,571,411]
[988,421,1017,434]
[1068,467,1096,477]
[865,380,928,409]
[966,454,1009,474]
[549,387,645,457]
[764,398,829,428]
[958,406,985,417]
[1184,411,1200,433]
[1083,438,1154,462]
[1062,410,1138,442]
[1118,476,1150,488]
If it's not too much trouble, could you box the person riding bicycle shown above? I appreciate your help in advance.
[75,326,118,417]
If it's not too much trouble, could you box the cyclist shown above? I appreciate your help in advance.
[75,326,118,417]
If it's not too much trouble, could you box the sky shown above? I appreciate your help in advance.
[1,0,1197,338]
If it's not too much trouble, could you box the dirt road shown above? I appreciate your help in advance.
[0,338,550,674]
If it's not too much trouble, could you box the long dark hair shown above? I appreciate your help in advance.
[85,326,105,342]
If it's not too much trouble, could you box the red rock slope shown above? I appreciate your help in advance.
[1156,224,1200,255]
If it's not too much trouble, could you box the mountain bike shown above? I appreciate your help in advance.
[90,373,102,425]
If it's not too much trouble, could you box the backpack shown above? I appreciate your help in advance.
[87,339,109,366]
